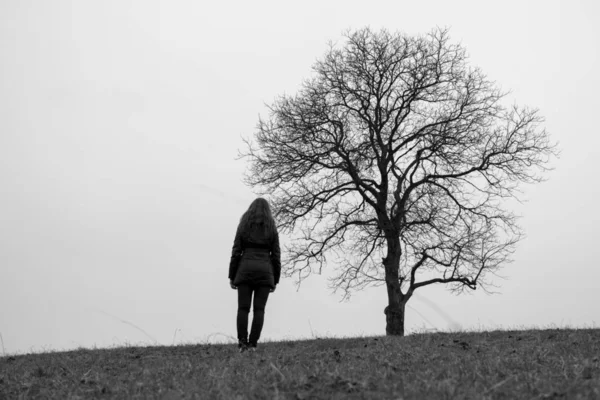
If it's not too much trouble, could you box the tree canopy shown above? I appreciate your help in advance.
[242,27,556,333]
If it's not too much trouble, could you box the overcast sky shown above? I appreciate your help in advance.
[1,0,599,355]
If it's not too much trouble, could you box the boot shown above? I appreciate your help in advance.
[238,338,249,353]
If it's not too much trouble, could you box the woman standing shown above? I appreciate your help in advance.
[229,198,281,352]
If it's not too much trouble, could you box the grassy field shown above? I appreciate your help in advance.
[1,328,599,399]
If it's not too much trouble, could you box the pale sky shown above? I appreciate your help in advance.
[1,0,599,355]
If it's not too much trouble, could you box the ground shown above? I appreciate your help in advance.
[1,328,599,399]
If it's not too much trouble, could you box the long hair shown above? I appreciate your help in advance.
[238,198,277,239]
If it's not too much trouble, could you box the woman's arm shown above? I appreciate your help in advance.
[271,230,281,285]
[229,227,243,282]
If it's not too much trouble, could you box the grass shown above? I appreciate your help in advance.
[1,328,599,399]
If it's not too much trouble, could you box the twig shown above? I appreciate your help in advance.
[80,368,92,380]
[93,309,158,344]
[0,332,5,356]
[270,362,285,380]
[484,376,513,394]
[308,319,316,338]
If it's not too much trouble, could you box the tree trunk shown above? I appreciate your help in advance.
[383,235,406,336]
[384,301,406,336]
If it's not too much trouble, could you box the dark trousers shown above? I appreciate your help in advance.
[237,284,270,346]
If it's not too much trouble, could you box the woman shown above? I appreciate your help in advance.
[229,198,281,352]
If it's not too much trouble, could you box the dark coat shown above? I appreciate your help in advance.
[229,224,281,288]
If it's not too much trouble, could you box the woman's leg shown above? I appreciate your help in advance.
[236,284,253,346]
[249,286,271,347]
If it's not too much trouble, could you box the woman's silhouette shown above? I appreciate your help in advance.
[229,198,281,352]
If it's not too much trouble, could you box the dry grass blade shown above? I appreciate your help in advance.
[270,362,286,380]
[483,375,513,394]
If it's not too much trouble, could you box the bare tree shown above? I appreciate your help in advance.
[241,27,556,335]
